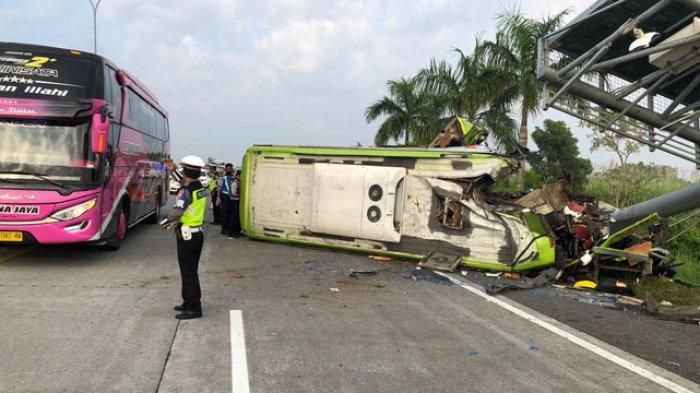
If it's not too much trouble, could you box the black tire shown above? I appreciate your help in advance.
[105,202,127,251]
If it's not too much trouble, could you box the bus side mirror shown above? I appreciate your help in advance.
[91,110,110,154]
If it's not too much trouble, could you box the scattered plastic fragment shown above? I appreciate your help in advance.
[573,280,597,290]
[468,351,479,357]
[330,288,339,292]
[349,270,378,278]
[485,273,501,277]
[368,255,392,261]
[528,345,540,353]
[616,296,644,307]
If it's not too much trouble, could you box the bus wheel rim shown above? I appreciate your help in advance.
[117,210,127,239]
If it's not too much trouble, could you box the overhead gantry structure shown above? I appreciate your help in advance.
[537,0,700,167]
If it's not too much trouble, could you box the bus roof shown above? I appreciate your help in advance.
[1,41,167,116]
[0,42,103,62]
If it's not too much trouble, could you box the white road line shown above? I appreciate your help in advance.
[434,272,695,393]
[230,310,250,393]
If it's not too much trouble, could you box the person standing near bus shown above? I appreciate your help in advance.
[231,169,242,237]
[208,164,221,225]
[219,163,239,238]
[160,155,207,320]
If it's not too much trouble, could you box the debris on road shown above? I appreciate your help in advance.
[349,270,378,278]
[616,296,645,307]
[368,255,392,262]
[419,252,461,272]
[401,268,452,286]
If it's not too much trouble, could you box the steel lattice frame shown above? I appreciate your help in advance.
[537,0,700,167]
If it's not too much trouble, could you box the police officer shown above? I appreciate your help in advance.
[219,163,240,238]
[161,155,207,320]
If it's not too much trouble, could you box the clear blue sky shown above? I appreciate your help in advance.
[2,0,694,174]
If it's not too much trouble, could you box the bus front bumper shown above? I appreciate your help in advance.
[0,209,102,245]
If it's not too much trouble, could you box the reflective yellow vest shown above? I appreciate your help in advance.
[181,188,207,227]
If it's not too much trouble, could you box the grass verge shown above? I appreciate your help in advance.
[634,277,700,307]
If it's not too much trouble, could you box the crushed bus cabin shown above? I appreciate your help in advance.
[0,42,170,250]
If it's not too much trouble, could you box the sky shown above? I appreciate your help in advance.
[1,0,696,174]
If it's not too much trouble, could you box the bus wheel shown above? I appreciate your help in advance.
[146,193,161,224]
[105,203,127,251]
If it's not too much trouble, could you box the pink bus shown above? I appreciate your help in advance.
[0,43,170,250]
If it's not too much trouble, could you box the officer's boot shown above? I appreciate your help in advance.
[176,304,202,320]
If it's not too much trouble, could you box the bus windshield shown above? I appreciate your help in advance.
[0,118,97,190]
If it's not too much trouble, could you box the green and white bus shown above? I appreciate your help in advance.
[239,145,555,272]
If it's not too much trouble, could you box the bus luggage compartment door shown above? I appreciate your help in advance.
[310,163,404,243]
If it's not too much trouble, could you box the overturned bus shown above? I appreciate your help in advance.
[239,145,555,272]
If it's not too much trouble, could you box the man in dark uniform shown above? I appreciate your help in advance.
[161,155,207,320]
[219,163,241,238]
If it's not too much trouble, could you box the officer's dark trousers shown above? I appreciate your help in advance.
[221,197,233,235]
[176,230,204,311]
[231,199,241,235]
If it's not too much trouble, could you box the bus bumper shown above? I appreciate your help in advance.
[0,208,102,245]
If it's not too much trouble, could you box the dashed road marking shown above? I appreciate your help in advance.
[230,310,250,393]
[434,271,696,393]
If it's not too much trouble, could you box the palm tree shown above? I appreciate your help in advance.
[417,46,519,151]
[365,77,435,146]
[480,10,568,148]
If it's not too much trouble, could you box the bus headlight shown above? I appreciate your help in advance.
[50,198,97,221]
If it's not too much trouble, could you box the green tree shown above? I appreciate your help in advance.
[480,10,568,148]
[528,120,592,190]
[365,77,436,146]
[588,126,642,205]
[417,47,518,151]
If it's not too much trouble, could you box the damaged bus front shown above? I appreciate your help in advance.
[240,145,555,272]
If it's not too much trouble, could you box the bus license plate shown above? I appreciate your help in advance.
[0,231,23,242]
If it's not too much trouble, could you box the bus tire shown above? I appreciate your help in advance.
[105,202,127,251]
[146,192,161,224]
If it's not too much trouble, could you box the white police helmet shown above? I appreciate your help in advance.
[180,155,205,179]
[180,155,205,169]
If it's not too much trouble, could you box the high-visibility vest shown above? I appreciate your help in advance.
[180,187,207,227]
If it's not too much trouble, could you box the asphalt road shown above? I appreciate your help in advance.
[0,202,698,392]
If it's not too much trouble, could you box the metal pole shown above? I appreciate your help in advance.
[89,0,103,54]
[610,183,700,231]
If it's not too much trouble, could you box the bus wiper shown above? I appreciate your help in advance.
[2,171,72,191]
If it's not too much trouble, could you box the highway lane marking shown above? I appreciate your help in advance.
[230,310,250,393]
[434,271,695,393]
[0,246,36,264]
